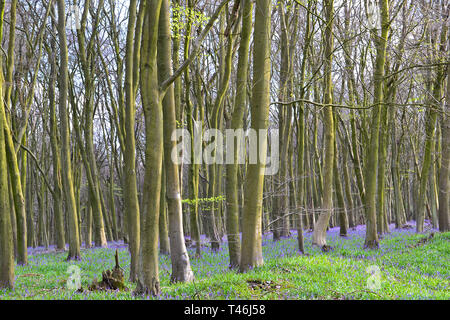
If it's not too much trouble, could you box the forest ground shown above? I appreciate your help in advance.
[1,221,448,300]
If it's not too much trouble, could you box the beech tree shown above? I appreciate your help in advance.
[363,0,389,248]
[57,0,81,260]
[438,35,450,232]
[0,0,14,289]
[312,0,335,247]
[240,0,272,272]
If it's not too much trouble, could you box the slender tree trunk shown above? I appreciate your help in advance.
[377,103,390,235]
[240,0,271,273]
[75,0,108,248]
[37,176,48,249]
[334,126,348,237]
[56,0,81,261]
[4,120,27,265]
[296,0,312,253]
[108,153,119,241]
[274,2,292,240]
[417,21,447,232]
[341,138,355,229]
[0,7,14,284]
[2,0,29,265]
[184,0,201,257]
[438,35,450,232]
[363,0,389,249]
[135,0,163,297]
[207,10,235,252]
[85,205,93,248]
[391,120,407,228]
[4,0,16,111]
[312,0,335,248]
[48,29,65,251]
[343,0,365,205]
[158,0,194,283]
[26,163,35,248]
[226,0,253,268]
[159,165,170,255]
[123,0,142,282]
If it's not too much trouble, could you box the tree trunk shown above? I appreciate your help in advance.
[438,34,450,232]
[159,166,170,255]
[417,21,447,232]
[363,0,389,249]
[334,125,348,237]
[158,0,194,283]
[123,0,142,282]
[48,33,65,251]
[0,25,15,287]
[226,0,253,268]
[56,0,81,261]
[240,0,271,273]
[135,0,163,297]
[312,0,335,248]
[184,0,201,257]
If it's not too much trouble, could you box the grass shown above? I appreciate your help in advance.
[0,222,448,300]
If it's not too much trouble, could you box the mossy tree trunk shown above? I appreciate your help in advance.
[225,0,253,268]
[158,0,194,283]
[273,2,292,241]
[334,120,348,237]
[2,0,29,266]
[184,0,202,257]
[123,0,144,282]
[135,0,163,297]
[48,24,65,251]
[312,0,335,248]
[75,0,108,247]
[438,32,450,232]
[0,0,14,286]
[417,19,447,233]
[363,0,389,249]
[159,165,170,255]
[206,9,236,252]
[56,0,81,261]
[376,101,390,235]
[239,0,271,273]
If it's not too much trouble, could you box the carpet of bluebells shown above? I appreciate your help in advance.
[0,220,448,300]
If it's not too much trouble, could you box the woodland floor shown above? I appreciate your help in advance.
[1,221,449,300]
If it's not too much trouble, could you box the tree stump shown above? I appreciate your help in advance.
[88,249,127,291]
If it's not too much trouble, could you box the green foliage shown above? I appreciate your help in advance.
[182,195,225,212]
[175,119,186,129]
[170,4,209,40]
[275,0,298,11]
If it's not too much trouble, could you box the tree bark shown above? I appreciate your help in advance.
[240,0,271,273]
[135,0,163,297]
[312,0,335,248]
[363,0,389,249]
[226,0,253,268]
[438,33,450,232]
[0,4,15,284]
[158,0,194,283]
[123,0,143,282]
[56,0,81,261]
[417,20,448,232]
